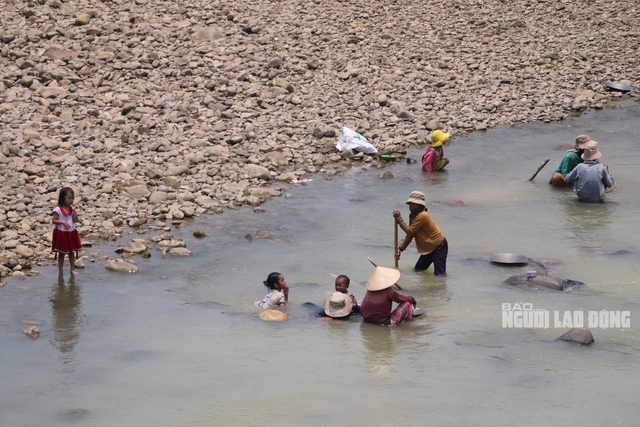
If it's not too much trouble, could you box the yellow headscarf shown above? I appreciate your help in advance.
[430,130,450,148]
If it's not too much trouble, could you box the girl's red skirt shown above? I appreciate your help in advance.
[52,229,82,255]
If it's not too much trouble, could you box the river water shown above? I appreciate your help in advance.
[2,101,640,426]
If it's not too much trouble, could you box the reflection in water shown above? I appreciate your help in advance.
[49,276,83,363]
[360,323,394,376]
[563,201,612,247]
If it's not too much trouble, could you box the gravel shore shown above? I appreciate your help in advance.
[1,0,638,279]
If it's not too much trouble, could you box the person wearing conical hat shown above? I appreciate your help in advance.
[421,129,450,172]
[550,134,590,187]
[564,141,614,203]
[393,191,448,276]
[360,267,417,326]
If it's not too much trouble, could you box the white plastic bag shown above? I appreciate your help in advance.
[335,127,378,154]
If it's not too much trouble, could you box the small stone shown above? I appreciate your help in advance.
[24,326,39,339]
[193,230,207,238]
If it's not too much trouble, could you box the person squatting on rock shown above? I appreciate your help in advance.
[360,267,416,326]
[51,187,82,276]
[394,191,448,276]
[422,129,450,172]
[550,134,591,187]
[564,141,614,203]
[255,272,289,309]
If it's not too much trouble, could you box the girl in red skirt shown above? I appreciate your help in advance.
[52,187,82,276]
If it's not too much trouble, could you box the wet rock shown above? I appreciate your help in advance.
[256,231,269,239]
[504,275,583,291]
[555,327,594,345]
[105,260,139,274]
[378,171,393,179]
[123,241,147,254]
[23,326,39,339]
[193,230,207,238]
[168,248,193,256]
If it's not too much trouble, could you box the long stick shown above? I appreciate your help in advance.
[529,158,550,181]
[368,257,403,290]
[394,220,399,268]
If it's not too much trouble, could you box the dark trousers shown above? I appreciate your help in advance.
[414,238,448,276]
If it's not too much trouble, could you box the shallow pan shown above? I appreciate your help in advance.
[603,81,632,93]
[490,253,529,265]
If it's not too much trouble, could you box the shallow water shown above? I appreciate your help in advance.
[2,101,640,426]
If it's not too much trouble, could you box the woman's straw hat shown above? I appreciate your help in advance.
[366,266,401,291]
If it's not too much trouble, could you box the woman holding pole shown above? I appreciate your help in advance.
[393,191,448,276]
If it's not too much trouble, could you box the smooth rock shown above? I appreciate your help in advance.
[555,327,594,345]
[105,260,139,273]
[24,326,40,339]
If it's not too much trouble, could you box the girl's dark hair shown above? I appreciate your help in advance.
[58,187,75,206]
[264,272,281,289]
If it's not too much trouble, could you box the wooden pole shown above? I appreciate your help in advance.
[529,158,550,181]
[394,220,399,268]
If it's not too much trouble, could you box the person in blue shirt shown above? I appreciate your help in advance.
[564,141,614,203]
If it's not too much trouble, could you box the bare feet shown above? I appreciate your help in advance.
[70,269,77,275]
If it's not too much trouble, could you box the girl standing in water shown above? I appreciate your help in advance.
[52,187,82,276]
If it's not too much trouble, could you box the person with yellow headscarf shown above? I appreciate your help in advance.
[421,130,450,172]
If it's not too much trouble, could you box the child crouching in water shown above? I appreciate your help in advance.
[51,187,82,276]
[333,274,359,313]
[255,272,289,309]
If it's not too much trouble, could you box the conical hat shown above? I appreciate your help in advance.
[365,266,401,291]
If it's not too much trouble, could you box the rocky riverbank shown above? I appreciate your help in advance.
[1,0,638,280]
